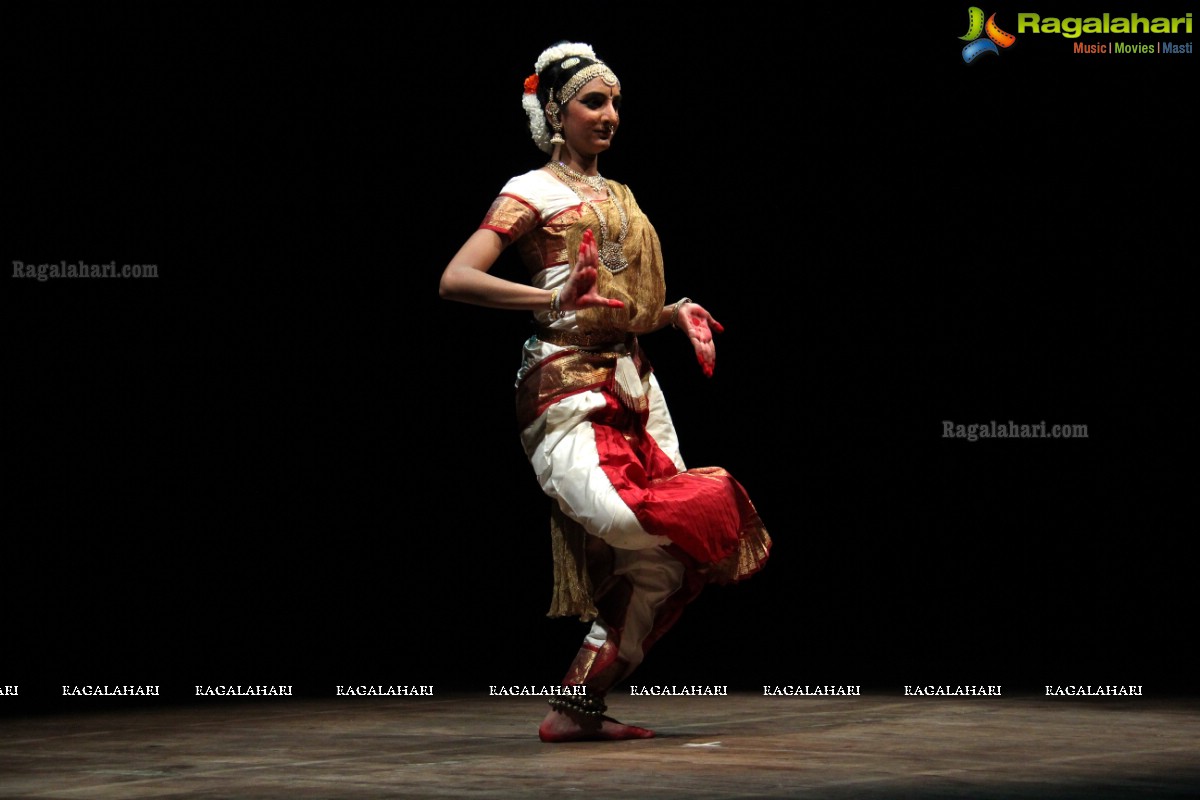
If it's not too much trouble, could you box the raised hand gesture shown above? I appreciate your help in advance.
[559,229,625,311]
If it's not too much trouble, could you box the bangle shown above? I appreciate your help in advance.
[549,288,565,320]
[670,297,691,329]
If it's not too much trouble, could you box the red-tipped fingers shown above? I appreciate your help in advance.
[579,291,625,309]
[693,338,716,377]
[576,231,598,267]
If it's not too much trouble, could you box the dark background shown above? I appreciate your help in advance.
[3,4,1192,713]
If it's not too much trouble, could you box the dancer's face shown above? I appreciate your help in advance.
[560,77,621,157]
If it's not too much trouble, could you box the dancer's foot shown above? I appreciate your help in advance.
[538,708,655,742]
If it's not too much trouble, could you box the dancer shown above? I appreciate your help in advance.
[439,40,771,742]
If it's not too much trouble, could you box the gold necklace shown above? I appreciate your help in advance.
[549,160,608,194]
[546,161,629,274]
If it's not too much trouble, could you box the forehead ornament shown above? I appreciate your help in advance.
[556,63,620,105]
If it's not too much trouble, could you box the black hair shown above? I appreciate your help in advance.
[535,47,603,110]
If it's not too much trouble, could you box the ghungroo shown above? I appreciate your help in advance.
[547,692,607,717]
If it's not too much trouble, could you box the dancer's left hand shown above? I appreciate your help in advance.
[675,302,724,378]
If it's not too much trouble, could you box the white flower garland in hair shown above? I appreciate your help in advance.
[523,42,599,154]
[522,91,552,154]
[534,42,596,74]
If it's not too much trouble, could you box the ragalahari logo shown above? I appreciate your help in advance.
[961,7,1017,62]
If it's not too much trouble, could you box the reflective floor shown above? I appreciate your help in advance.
[2,692,1198,799]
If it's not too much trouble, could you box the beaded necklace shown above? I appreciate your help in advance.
[546,160,629,274]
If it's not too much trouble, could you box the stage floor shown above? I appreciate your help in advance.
[2,693,1198,799]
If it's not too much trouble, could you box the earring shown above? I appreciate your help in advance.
[546,100,564,146]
